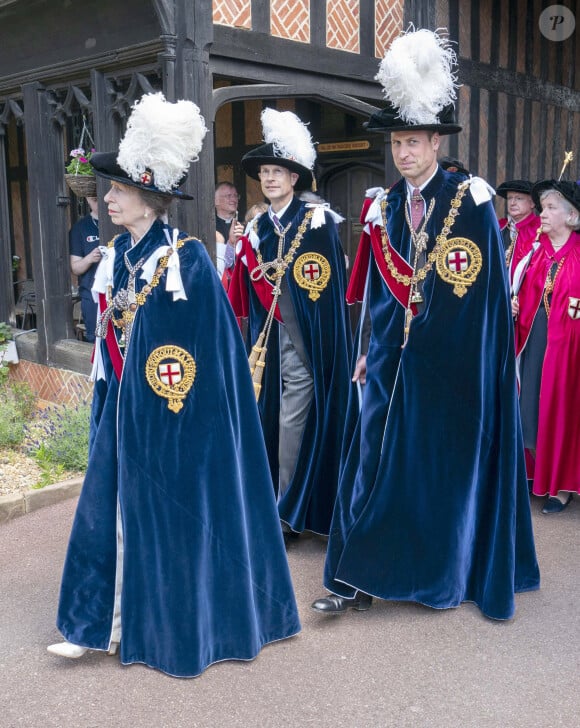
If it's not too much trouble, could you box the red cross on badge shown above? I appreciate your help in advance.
[568,297,580,320]
[158,361,182,385]
[303,262,320,280]
[447,250,469,272]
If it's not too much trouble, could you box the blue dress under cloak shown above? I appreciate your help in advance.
[55,220,301,677]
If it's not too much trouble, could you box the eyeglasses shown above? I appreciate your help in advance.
[218,192,240,199]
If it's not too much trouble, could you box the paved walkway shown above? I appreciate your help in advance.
[0,495,578,728]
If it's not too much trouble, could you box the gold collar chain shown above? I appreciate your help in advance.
[252,210,314,291]
[380,182,469,287]
[103,235,195,345]
[543,255,566,317]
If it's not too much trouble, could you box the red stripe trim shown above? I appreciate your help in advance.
[368,224,417,313]
[233,236,283,322]
[98,292,123,380]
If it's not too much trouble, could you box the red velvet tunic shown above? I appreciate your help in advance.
[515,231,580,497]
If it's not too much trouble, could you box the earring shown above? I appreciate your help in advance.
[144,211,149,218]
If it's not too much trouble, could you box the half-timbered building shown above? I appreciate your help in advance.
[0,0,578,398]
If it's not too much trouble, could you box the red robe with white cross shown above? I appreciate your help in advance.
[515,231,580,497]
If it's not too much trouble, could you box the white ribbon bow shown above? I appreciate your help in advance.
[304,202,345,229]
[467,175,496,205]
[364,187,387,232]
[91,246,116,302]
[140,229,187,301]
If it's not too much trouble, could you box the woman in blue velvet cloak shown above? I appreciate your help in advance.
[48,94,300,677]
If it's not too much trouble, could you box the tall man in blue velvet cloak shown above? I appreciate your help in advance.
[312,28,539,621]
[228,108,351,540]
[47,93,300,678]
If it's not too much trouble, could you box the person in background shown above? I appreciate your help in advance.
[244,201,268,224]
[312,28,539,620]
[512,176,580,514]
[496,180,541,284]
[228,108,352,545]
[69,195,100,342]
[215,181,240,270]
[47,93,300,677]
[439,156,469,176]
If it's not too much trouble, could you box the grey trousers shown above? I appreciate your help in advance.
[278,324,314,501]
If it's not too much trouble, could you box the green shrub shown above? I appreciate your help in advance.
[0,381,38,448]
[28,401,90,471]
[0,393,27,448]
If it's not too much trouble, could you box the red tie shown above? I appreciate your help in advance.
[411,188,423,230]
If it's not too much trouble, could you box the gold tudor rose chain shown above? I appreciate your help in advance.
[379,182,469,289]
[251,210,315,290]
[105,235,196,336]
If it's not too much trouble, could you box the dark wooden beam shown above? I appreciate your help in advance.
[22,82,75,363]
[459,58,580,111]
[0,127,13,323]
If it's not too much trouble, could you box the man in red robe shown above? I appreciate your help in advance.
[497,180,541,286]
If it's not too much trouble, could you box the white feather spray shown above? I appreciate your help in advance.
[117,92,207,192]
[261,108,316,170]
[375,28,459,126]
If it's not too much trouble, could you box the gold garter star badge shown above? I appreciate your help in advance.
[293,252,331,301]
[436,237,482,297]
[145,345,196,413]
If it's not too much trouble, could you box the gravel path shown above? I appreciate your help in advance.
[0,448,82,495]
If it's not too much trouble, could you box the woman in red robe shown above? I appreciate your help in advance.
[513,179,580,513]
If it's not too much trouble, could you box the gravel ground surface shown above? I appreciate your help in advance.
[0,448,82,496]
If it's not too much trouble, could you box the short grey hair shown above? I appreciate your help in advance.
[539,189,580,231]
[136,188,173,219]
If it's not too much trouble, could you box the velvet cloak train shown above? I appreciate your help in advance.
[55,220,301,677]
[324,168,540,620]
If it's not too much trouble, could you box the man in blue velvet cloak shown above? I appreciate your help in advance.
[312,28,539,621]
[228,108,351,539]
[48,94,300,677]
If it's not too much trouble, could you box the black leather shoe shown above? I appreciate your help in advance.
[542,494,573,514]
[311,591,373,614]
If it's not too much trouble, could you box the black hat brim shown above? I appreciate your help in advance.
[90,152,193,200]
[496,180,534,199]
[241,144,314,191]
[532,179,580,214]
[364,103,461,136]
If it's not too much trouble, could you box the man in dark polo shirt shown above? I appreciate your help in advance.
[69,196,100,342]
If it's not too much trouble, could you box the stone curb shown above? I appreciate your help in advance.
[0,477,83,525]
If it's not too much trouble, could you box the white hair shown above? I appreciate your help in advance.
[539,189,580,230]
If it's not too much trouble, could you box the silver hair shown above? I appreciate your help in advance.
[539,189,580,231]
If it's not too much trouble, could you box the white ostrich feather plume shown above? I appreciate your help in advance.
[117,92,207,192]
[261,108,316,170]
[375,28,458,126]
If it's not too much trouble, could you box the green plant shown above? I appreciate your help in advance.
[0,391,27,448]
[0,381,36,448]
[31,445,65,489]
[28,401,90,472]
[66,147,95,176]
[0,323,12,386]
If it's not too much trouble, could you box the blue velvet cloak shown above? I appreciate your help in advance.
[324,169,540,620]
[56,220,301,677]
[229,197,352,535]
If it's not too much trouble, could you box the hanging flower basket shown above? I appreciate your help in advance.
[65,118,97,198]
[64,173,97,197]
